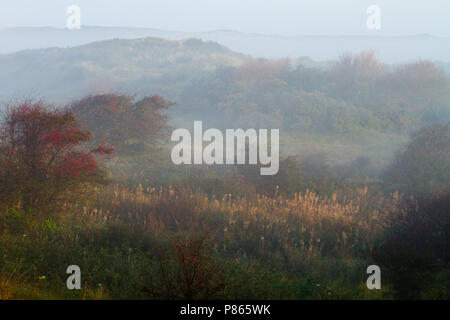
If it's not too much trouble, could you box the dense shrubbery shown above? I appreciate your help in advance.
[373,194,449,299]
[0,50,449,299]
[0,112,448,299]
[176,52,449,136]
[0,101,112,216]
[0,185,396,299]
[383,123,450,197]
[71,94,173,155]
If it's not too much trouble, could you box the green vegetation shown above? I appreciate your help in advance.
[0,39,449,300]
[0,183,397,300]
[1,41,449,164]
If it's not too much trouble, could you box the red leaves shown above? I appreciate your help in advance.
[42,130,65,147]
[71,94,173,153]
[1,100,113,182]
[42,128,91,148]
[56,153,97,177]
[0,100,115,212]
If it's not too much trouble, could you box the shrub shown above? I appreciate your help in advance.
[0,100,112,215]
[70,94,173,155]
[373,194,450,299]
[384,123,450,196]
[145,235,225,299]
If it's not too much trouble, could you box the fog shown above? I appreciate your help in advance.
[0,1,449,301]
[2,0,450,37]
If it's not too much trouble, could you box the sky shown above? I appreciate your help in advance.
[1,0,449,36]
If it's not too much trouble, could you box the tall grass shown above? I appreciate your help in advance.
[0,185,400,299]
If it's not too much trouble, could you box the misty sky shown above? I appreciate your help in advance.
[1,0,449,36]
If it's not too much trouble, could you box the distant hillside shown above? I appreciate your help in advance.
[1,26,450,63]
[0,36,448,165]
[0,37,248,101]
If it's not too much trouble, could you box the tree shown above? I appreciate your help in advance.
[70,94,173,155]
[373,194,449,299]
[0,100,113,214]
[383,123,450,196]
[328,50,385,102]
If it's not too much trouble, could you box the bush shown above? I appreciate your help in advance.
[373,194,450,299]
[384,123,450,196]
[0,100,112,215]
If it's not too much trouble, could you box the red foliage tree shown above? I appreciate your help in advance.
[0,101,113,213]
[70,94,173,155]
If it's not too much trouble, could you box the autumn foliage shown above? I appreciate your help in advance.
[0,101,112,213]
[71,94,173,154]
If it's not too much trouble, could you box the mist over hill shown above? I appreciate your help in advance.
[2,26,450,63]
[1,36,448,166]
[1,1,449,301]
[0,37,248,102]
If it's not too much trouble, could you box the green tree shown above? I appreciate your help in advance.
[384,123,450,196]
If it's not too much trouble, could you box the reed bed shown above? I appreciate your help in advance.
[75,185,398,269]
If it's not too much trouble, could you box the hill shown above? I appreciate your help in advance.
[0,37,248,101]
[1,26,450,63]
[0,37,449,165]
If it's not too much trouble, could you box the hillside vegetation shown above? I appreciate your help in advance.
[0,38,449,300]
[1,40,449,164]
[0,37,248,101]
